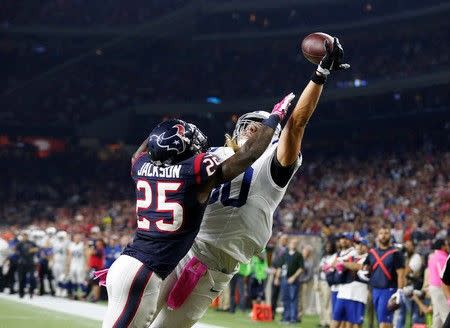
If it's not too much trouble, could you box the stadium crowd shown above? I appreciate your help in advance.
[0,138,448,326]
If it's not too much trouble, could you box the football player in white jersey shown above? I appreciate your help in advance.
[149,38,350,328]
[52,230,69,296]
[67,233,86,299]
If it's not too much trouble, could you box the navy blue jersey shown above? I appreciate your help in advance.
[365,247,405,289]
[123,151,219,279]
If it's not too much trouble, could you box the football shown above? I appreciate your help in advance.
[301,32,334,65]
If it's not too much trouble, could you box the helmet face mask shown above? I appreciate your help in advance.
[148,119,208,166]
[232,111,281,147]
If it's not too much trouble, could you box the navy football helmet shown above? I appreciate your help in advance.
[148,119,208,166]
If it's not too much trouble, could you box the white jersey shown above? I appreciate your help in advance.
[197,144,302,263]
[0,238,9,265]
[69,242,85,267]
[53,239,69,265]
[337,253,369,304]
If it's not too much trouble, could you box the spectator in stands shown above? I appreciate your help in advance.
[427,239,450,328]
[365,227,405,328]
[277,237,304,324]
[16,232,39,298]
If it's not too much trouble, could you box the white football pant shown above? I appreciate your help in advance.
[103,255,162,328]
[149,241,236,328]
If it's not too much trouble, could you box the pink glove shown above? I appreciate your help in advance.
[271,92,295,121]
[335,262,345,273]
[322,263,332,272]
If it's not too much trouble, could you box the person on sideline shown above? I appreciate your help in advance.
[365,228,405,328]
[427,239,449,328]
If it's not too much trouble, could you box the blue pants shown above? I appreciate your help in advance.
[331,291,338,312]
[395,295,412,328]
[333,298,365,325]
[281,278,300,322]
[372,287,396,324]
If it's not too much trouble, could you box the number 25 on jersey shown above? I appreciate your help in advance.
[136,180,183,232]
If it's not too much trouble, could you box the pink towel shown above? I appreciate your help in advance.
[93,268,109,287]
[167,257,208,310]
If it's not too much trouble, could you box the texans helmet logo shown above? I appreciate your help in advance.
[150,124,189,154]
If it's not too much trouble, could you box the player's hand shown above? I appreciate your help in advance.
[271,92,295,121]
[274,277,280,286]
[287,276,296,284]
[317,37,350,76]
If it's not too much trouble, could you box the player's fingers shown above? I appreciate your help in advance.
[339,63,350,70]
[324,39,331,54]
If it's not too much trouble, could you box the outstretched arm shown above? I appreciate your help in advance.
[132,138,148,162]
[277,80,323,166]
[277,37,350,167]
[196,93,295,203]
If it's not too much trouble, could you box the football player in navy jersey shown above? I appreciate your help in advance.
[98,93,294,328]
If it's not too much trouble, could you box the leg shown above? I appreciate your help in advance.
[271,282,280,319]
[17,266,26,298]
[281,279,290,321]
[376,288,395,328]
[29,267,36,297]
[149,267,233,328]
[290,282,300,323]
[47,268,55,296]
[39,264,45,295]
[237,275,246,311]
[102,255,160,328]
[228,274,238,312]
[429,286,450,328]
[8,260,17,294]
[0,266,4,292]
[394,297,406,328]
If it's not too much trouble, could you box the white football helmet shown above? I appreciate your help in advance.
[56,231,68,239]
[232,111,281,147]
[46,227,57,236]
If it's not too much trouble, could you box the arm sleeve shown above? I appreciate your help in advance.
[194,153,220,185]
[270,151,299,188]
[130,152,147,177]
[395,251,406,269]
[298,254,305,270]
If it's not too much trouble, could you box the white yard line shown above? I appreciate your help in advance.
[0,294,224,328]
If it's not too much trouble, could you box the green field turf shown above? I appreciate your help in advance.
[202,310,320,327]
[0,297,383,328]
[0,298,99,328]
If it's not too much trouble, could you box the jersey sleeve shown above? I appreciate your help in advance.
[394,251,405,270]
[193,152,221,185]
[131,152,147,177]
[255,143,302,192]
